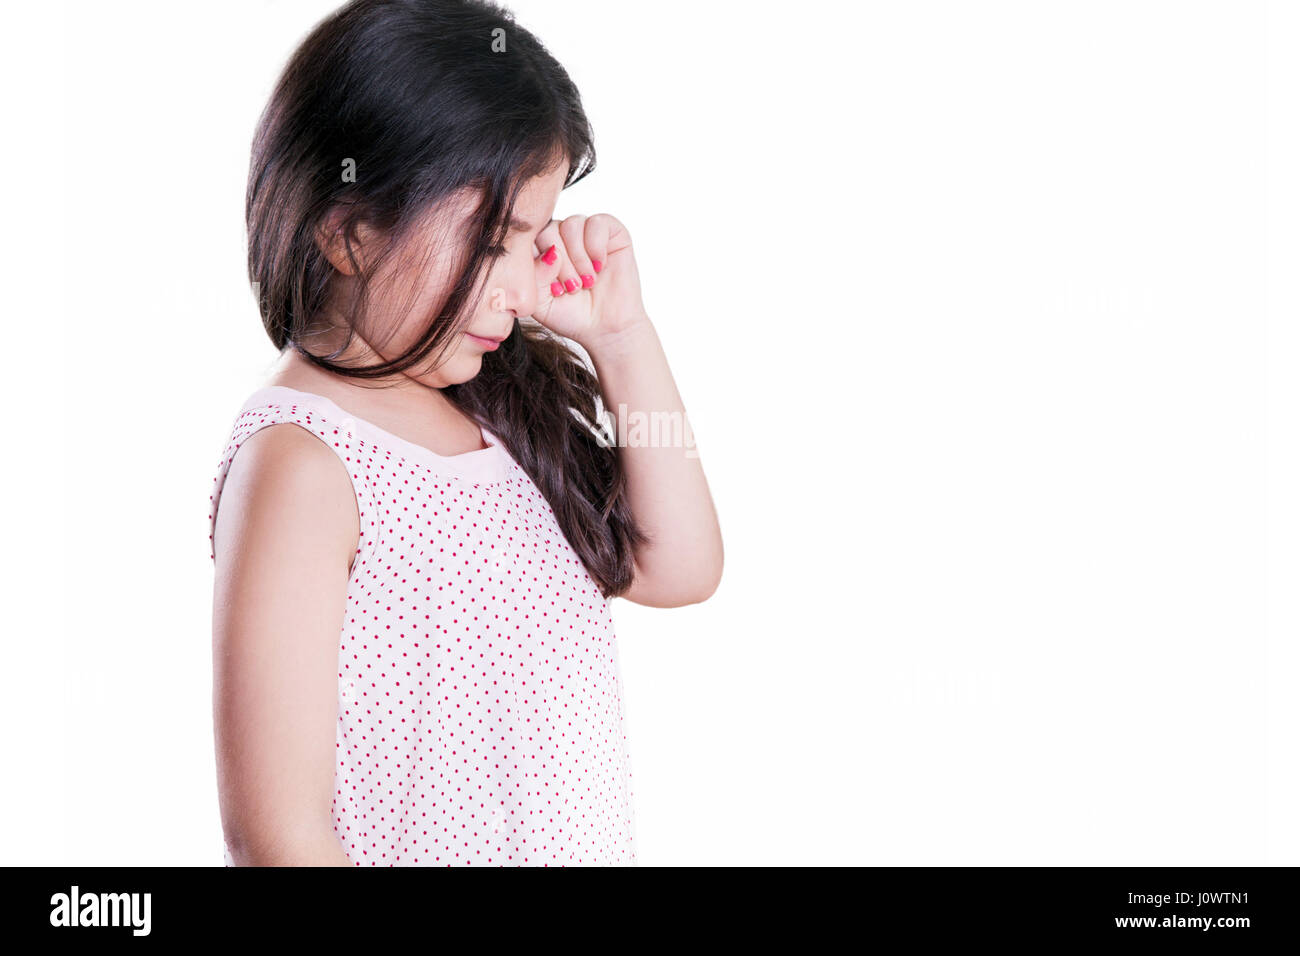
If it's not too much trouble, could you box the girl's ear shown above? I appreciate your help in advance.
[315,206,379,276]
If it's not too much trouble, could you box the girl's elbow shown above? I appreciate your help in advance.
[622,559,722,608]
[698,560,723,603]
[682,554,723,605]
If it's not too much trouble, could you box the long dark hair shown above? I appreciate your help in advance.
[246,0,647,597]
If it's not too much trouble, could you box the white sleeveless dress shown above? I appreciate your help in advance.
[208,385,637,865]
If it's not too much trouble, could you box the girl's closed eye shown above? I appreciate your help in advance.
[487,243,510,258]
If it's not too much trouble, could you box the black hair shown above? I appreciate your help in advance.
[246,0,646,596]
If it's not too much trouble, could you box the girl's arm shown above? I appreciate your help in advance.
[533,213,723,607]
[586,316,725,607]
[212,425,358,867]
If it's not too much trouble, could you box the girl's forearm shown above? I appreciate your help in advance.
[584,316,724,606]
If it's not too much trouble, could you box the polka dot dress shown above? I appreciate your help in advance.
[208,385,637,866]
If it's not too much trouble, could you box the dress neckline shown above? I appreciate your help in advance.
[241,384,511,480]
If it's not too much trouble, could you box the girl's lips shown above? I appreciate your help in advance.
[465,332,502,351]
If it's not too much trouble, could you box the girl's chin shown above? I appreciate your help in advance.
[441,352,489,386]
[405,353,485,390]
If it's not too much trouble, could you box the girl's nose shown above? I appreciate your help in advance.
[505,270,537,319]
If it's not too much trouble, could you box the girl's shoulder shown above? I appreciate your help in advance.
[208,385,380,573]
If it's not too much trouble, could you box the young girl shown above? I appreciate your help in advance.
[207,0,723,866]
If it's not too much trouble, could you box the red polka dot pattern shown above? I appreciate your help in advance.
[208,386,636,866]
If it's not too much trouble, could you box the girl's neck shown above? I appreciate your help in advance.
[263,346,487,455]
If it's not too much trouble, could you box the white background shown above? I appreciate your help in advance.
[4,0,1296,865]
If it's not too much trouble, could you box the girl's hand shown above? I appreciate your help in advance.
[532,213,648,352]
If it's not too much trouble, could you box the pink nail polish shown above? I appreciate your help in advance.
[550,281,564,296]
[592,259,602,273]
[581,274,595,289]
[542,245,558,265]
[563,278,578,293]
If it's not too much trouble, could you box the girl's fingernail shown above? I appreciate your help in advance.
[550,281,564,296]
[542,245,558,265]
[592,259,603,273]
[581,274,595,289]
[563,278,578,293]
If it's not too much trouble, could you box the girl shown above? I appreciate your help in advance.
[207,0,723,866]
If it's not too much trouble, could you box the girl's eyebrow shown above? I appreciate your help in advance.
[509,216,537,233]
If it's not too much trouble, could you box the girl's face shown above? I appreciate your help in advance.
[337,162,569,389]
